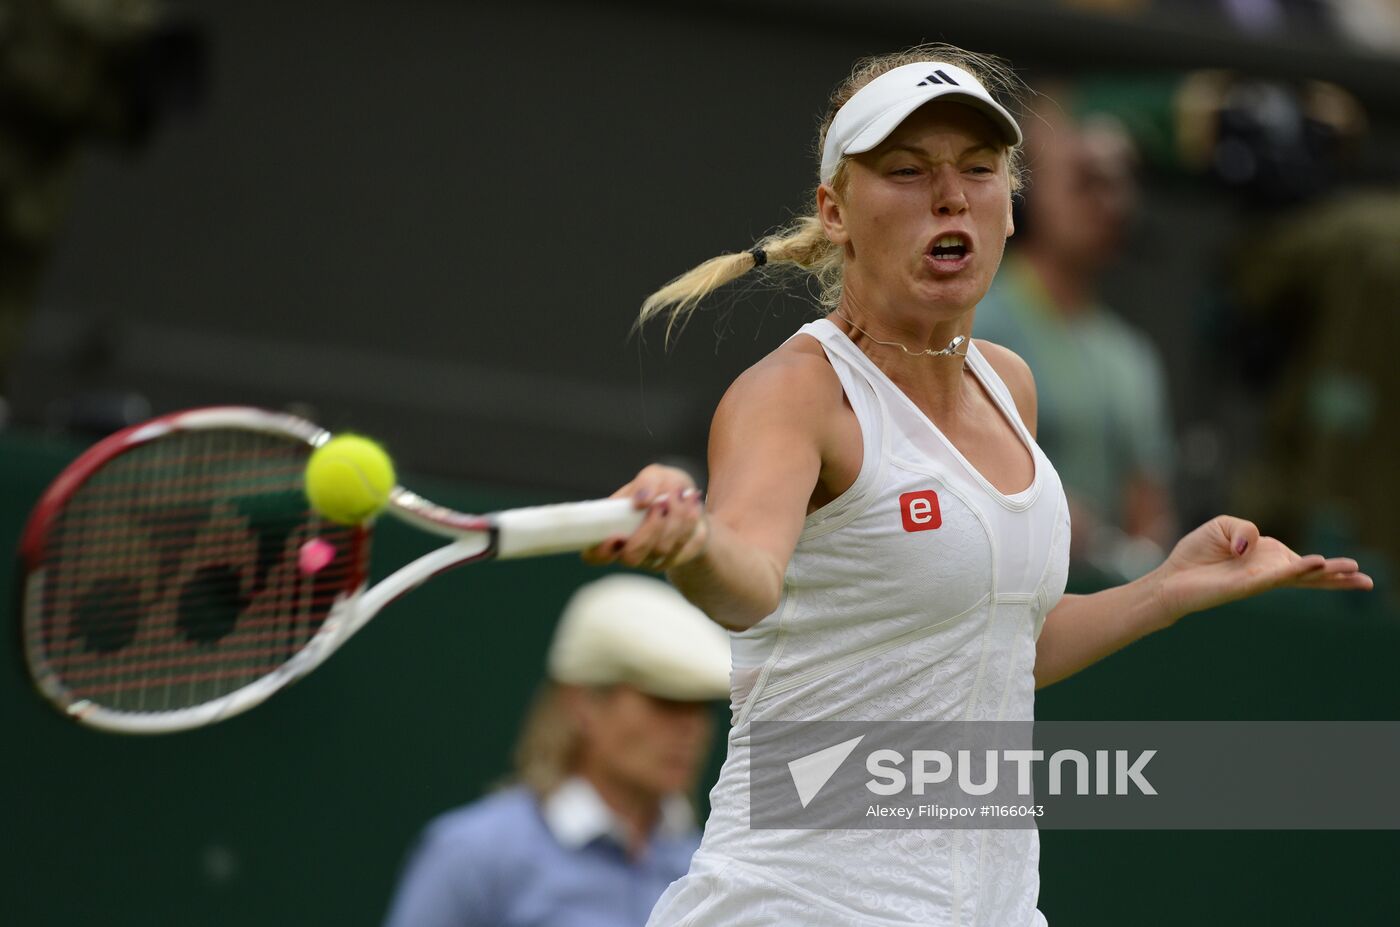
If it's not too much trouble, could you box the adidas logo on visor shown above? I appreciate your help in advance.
[917,70,960,87]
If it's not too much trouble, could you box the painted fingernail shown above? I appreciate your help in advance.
[635,490,650,504]
[1235,538,1247,555]
[680,488,696,501]
[653,493,669,506]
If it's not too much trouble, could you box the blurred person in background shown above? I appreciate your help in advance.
[383,574,731,927]
[1166,70,1398,594]
[975,97,1176,580]
[1226,190,1400,597]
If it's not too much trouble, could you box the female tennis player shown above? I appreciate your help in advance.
[584,44,1372,926]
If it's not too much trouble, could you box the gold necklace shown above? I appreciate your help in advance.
[834,312,970,358]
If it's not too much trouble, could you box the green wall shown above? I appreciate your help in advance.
[3,431,1397,925]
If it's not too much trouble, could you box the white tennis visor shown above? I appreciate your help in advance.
[820,61,1022,184]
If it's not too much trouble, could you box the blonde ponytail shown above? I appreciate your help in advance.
[637,43,1028,344]
[637,211,843,344]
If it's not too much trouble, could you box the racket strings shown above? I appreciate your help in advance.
[28,428,368,714]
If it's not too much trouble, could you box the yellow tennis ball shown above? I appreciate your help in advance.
[304,434,396,525]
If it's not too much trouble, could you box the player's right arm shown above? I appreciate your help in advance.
[585,341,846,630]
[672,346,843,629]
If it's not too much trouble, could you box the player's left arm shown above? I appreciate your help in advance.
[981,340,1176,686]
[976,341,1373,689]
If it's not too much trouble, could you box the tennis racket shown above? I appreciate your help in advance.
[17,405,644,734]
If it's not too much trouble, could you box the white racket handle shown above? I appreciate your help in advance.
[493,497,645,559]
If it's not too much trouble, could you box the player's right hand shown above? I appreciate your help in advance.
[581,464,708,573]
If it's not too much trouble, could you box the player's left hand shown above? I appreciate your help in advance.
[1153,515,1373,622]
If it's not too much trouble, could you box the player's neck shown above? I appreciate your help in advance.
[831,290,973,423]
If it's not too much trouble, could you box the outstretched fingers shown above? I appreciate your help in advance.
[1290,555,1373,591]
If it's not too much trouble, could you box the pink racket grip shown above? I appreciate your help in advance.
[492,498,645,560]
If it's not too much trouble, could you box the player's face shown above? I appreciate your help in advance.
[823,101,1015,321]
[585,685,713,797]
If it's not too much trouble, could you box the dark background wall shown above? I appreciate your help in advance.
[10,0,846,491]
[13,0,1400,499]
[4,1,1400,924]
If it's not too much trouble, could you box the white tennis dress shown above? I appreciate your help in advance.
[646,319,1071,927]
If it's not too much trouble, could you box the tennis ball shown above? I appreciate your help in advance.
[304,434,396,525]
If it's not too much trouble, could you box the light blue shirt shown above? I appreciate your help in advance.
[383,778,700,927]
[974,252,1174,527]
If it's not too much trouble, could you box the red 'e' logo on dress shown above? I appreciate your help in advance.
[899,490,942,532]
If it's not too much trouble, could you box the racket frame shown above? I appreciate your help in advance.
[19,405,642,734]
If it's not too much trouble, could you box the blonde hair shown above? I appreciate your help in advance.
[638,44,1029,343]
[511,682,581,798]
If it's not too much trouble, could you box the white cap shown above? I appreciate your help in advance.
[820,61,1022,184]
[547,575,731,701]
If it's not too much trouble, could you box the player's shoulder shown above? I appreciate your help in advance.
[974,338,1035,389]
[719,330,844,417]
[973,339,1038,429]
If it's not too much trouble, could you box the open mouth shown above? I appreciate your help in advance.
[924,232,968,268]
[929,233,970,261]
